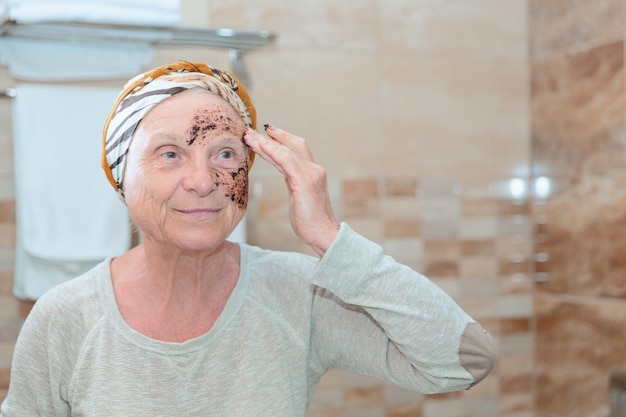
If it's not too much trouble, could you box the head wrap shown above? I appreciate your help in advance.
[102,60,257,198]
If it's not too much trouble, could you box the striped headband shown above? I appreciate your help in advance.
[101,61,257,198]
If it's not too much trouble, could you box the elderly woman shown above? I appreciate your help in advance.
[1,61,496,416]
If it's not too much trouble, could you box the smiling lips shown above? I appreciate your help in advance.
[175,207,222,218]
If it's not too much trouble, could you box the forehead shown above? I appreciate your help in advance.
[142,88,245,129]
[131,89,248,154]
[155,88,243,116]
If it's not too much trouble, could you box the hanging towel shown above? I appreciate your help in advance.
[13,84,131,300]
[0,38,154,82]
[7,0,181,26]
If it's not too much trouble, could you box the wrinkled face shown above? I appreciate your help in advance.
[123,88,249,252]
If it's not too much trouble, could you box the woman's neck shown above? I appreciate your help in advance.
[110,240,241,342]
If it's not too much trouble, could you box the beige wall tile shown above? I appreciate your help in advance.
[459,217,498,240]
[382,238,423,272]
[498,273,533,294]
[344,385,384,407]
[459,298,498,321]
[345,406,385,417]
[461,396,499,416]
[0,342,15,369]
[381,198,422,221]
[460,257,498,279]
[341,219,383,243]
[0,224,15,247]
[384,178,419,197]
[306,386,344,414]
[461,276,498,298]
[529,0,623,58]
[382,0,528,60]
[344,372,383,388]
[180,0,210,27]
[497,294,533,318]
[498,353,533,380]
[537,172,626,297]
[461,240,495,257]
[382,55,529,178]
[422,397,464,417]
[0,179,15,201]
[462,375,499,398]
[208,0,378,50]
[0,294,21,318]
[0,201,14,223]
[385,402,423,417]
[316,369,344,389]
[0,317,22,343]
[0,272,14,294]
[0,249,14,274]
[532,41,625,177]
[305,412,343,417]
[498,333,534,355]
[500,392,534,413]
[245,50,383,178]
[385,384,424,406]
[536,296,626,416]
[0,101,13,178]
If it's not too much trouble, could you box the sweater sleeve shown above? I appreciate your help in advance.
[309,223,497,393]
[0,295,74,417]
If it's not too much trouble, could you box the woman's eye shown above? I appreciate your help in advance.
[161,151,178,159]
[218,150,235,159]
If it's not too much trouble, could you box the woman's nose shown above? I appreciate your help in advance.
[182,160,218,196]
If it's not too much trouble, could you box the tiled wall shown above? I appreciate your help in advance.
[529,1,626,416]
[0,1,538,416]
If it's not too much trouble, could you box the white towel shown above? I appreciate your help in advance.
[7,0,181,26]
[8,0,179,10]
[0,38,154,81]
[13,84,131,300]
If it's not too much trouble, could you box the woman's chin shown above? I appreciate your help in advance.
[141,227,231,254]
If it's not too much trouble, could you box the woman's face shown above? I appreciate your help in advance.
[123,88,249,252]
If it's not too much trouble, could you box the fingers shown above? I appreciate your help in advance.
[243,128,289,175]
[243,125,314,175]
[262,125,314,161]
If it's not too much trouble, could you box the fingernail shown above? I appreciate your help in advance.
[264,124,273,130]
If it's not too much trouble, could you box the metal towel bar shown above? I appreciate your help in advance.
[0,19,276,86]
[1,88,17,98]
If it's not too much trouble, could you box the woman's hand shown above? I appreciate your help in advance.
[244,126,340,257]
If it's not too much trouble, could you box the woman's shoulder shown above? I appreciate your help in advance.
[27,258,111,334]
[241,243,318,276]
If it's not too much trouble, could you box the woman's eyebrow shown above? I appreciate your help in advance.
[149,133,182,144]
[218,136,247,147]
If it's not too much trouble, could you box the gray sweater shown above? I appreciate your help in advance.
[1,223,496,416]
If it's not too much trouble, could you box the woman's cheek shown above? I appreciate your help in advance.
[212,165,249,209]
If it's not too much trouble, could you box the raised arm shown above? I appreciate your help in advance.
[244,126,496,392]
[309,223,497,393]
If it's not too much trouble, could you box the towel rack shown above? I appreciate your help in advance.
[1,87,17,98]
[0,18,276,86]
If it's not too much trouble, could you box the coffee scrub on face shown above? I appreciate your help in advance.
[184,106,249,210]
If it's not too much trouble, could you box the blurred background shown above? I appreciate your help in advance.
[1,0,625,416]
